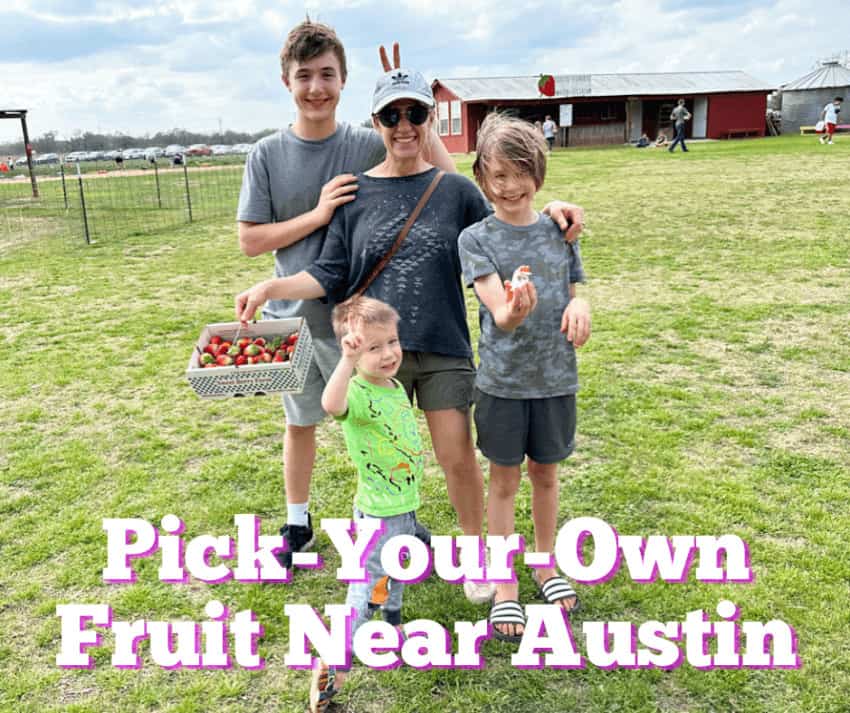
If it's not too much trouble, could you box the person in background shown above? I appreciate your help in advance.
[542,114,558,153]
[819,96,843,145]
[668,98,691,152]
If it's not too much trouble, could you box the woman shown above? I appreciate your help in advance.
[235,68,583,605]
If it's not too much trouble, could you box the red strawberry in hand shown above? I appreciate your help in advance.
[538,74,555,97]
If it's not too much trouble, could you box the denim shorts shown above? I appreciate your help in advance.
[345,509,418,636]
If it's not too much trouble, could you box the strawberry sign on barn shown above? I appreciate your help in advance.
[431,70,773,152]
[538,74,556,97]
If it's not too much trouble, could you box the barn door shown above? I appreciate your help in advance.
[692,97,708,138]
[627,99,643,142]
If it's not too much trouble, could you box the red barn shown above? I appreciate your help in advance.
[431,71,773,152]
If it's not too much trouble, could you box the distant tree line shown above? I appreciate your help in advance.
[0,127,278,156]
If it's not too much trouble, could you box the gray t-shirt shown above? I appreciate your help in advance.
[459,213,585,399]
[671,105,690,128]
[236,123,385,337]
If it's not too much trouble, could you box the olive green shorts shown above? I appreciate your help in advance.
[395,351,476,412]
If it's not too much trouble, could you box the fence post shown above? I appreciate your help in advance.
[154,160,162,209]
[60,162,68,209]
[76,163,91,245]
[182,160,193,223]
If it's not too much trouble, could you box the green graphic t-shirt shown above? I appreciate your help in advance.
[335,375,423,517]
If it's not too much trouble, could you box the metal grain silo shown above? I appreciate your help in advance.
[780,61,850,133]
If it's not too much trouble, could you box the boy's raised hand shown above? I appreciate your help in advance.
[561,297,591,347]
[340,319,365,362]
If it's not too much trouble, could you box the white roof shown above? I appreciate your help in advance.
[782,62,850,91]
[434,71,772,101]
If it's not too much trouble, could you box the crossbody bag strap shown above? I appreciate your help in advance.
[354,169,445,297]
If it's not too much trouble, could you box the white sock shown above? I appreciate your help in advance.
[287,502,310,527]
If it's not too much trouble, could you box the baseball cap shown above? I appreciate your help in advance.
[372,69,435,114]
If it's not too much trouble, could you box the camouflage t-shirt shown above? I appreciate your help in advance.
[459,213,586,399]
[335,376,423,517]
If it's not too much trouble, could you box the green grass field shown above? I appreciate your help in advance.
[1,135,849,712]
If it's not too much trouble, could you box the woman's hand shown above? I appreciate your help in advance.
[379,43,401,71]
[541,201,585,244]
[234,280,272,324]
[560,297,591,347]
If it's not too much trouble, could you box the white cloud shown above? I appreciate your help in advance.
[1,0,848,144]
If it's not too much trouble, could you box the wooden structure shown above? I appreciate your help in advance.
[0,109,38,197]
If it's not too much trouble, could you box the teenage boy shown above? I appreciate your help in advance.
[236,22,456,568]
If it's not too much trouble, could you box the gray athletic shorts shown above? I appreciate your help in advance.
[473,389,576,466]
[281,336,341,427]
[395,351,476,412]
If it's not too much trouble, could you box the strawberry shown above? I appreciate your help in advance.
[286,345,295,355]
[203,344,218,355]
[200,352,215,365]
[260,352,273,363]
[235,355,247,366]
[253,337,266,347]
[220,341,232,351]
[273,351,286,362]
[203,363,217,368]
[243,343,261,357]
[227,345,241,357]
[287,333,299,345]
[247,356,260,365]
[216,343,230,356]
[209,336,222,346]
[237,337,252,349]
[538,74,555,97]
[216,354,234,366]
[268,336,283,351]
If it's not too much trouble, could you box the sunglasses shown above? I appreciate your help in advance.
[375,103,430,128]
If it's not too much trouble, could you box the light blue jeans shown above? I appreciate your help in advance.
[345,509,417,637]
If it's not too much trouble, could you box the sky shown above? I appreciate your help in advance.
[1,0,848,144]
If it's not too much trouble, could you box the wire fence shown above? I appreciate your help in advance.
[0,157,244,245]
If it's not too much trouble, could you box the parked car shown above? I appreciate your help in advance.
[185,144,212,156]
[122,148,146,160]
[34,153,60,165]
[64,151,87,163]
[84,151,105,161]
[164,144,186,157]
[231,143,254,154]
[209,144,230,155]
[144,147,164,161]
